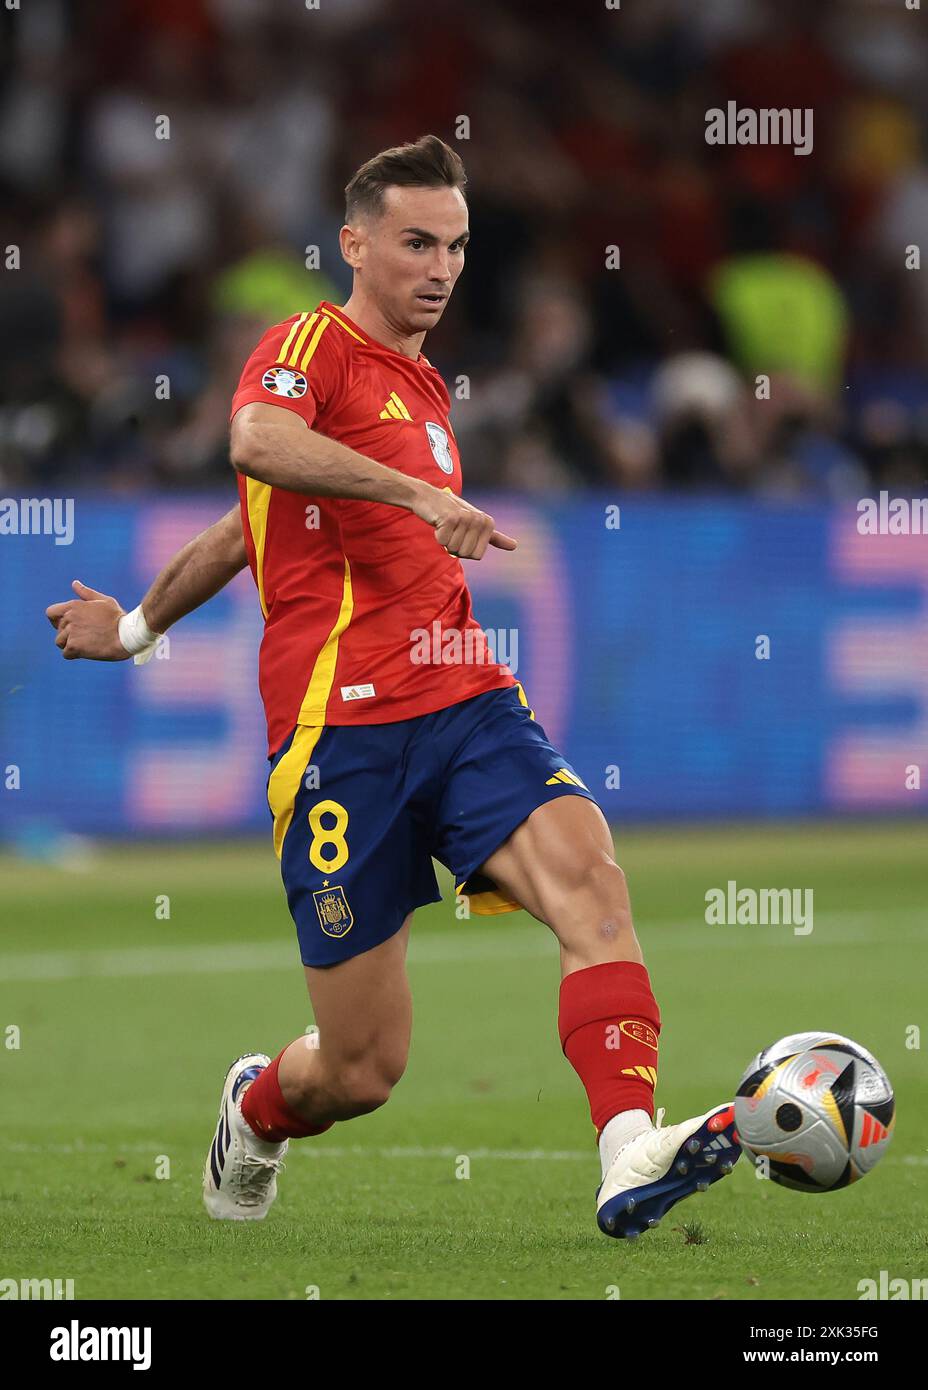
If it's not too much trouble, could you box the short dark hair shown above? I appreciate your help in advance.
[344,134,467,222]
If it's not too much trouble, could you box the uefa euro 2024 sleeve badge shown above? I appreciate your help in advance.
[425,421,454,473]
[313,885,354,938]
[262,366,308,398]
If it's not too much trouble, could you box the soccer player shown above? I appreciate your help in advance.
[47,135,739,1238]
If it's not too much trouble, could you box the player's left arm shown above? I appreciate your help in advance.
[46,505,247,661]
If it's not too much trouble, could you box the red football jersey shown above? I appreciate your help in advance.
[230,302,517,754]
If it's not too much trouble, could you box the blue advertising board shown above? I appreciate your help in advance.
[1,496,925,839]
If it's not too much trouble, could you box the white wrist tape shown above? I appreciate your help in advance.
[118,605,161,665]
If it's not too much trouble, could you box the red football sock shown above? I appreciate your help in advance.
[558,961,661,1137]
[240,1048,333,1143]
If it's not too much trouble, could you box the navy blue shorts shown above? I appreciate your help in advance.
[266,684,599,966]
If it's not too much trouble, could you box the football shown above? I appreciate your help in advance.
[734,1032,895,1192]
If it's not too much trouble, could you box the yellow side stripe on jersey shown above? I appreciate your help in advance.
[267,723,324,860]
[297,555,354,726]
[323,307,366,343]
[287,312,319,368]
[299,314,331,372]
[454,882,523,915]
[515,681,535,720]
[277,312,309,364]
[245,478,272,619]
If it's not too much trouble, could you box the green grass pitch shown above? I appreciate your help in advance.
[1,820,925,1301]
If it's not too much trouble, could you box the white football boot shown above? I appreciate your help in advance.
[596,1102,741,1239]
[203,1053,288,1221]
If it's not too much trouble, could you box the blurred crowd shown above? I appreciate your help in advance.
[2,0,928,499]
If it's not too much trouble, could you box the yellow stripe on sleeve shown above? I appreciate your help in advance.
[287,312,319,367]
[299,315,331,372]
[277,312,308,364]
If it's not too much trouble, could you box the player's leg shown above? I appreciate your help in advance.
[478,794,659,1143]
[477,793,642,972]
[479,793,739,1237]
[433,685,738,1238]
[203,919,413,1223]
[249,916,413,1132]
[204,717,439,1221]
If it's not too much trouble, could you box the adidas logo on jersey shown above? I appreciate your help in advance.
[545,767,588,790]
[379,392,412,421]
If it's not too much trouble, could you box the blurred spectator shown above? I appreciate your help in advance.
[1,0,927,497]
[708,252,850,393]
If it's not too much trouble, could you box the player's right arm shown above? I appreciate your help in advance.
[230,403,517,561]
[46,505,247,661]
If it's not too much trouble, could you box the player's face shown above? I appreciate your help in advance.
[351,185,469,335]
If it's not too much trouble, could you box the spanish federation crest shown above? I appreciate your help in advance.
[425,420,454,474]
[313,885,354,938]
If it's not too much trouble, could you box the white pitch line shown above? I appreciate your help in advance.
[296,1144,593,1162]
[0,1137,922,1166]
[0,1138,591,1162]
[0,931,553,982]
[0,911,924,983]
[0,941,299,983]
[296,1146,928,1167]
